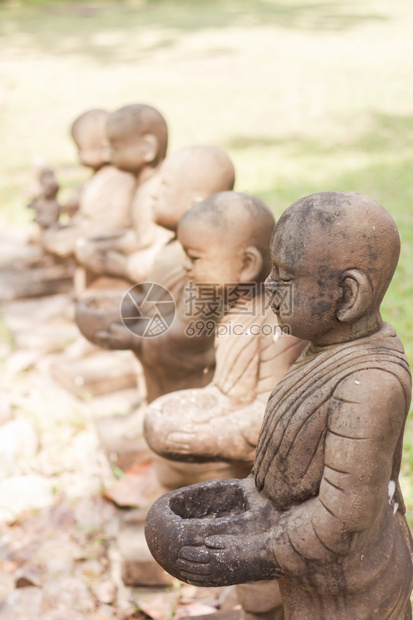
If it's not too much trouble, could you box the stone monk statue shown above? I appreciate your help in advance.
[75,147,236,467]
[144,191,304,487]
[146,191,413,620]
[41,108,136,259]
[76,146,237,402]
[74,103,169,283]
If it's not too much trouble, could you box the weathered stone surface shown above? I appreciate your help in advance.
[236,582,284,618]
[118,521,174,587]
[89,604,116,620]
[1,294,73,327]
[174,605,229,619]
[32,536,78,577]
[0,586,43,620]
[4,351,40,374]
[0,228,41,267]
[74,559,103,583]
[88,388,141,419]
[39,611,86,620]
[52,350,137,398]
[104,460,165,508]
[0,419,38,479]
[41,577,95,614]
[182,612,241,620]
[95,406,151,472]
[72,497,106,531]
[1,294,78,353]
[0,574,14,605]
[92,579,116,605]
[136,591,182,620]
[13,322,79,354]
[0,475,55,524]
[145,192,413,620]
[216,586,239,611]
[15,564,43,588]
[0,258,75,302]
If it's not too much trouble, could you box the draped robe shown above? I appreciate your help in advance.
[254,324,413,619]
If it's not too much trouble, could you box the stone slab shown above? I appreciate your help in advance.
[0,259,75,302]
[189,612,241,620]
[51,350,138,398]
[117,520,174,587]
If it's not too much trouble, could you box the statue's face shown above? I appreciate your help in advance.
[266,224,341,343]
[75,134,106,170]
[152,149,234,232]
[151,158,183,229]
[178,219,243,287]
[106,119,147,174]
[152,157,203,232]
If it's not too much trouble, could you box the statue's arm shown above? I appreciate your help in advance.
[100,174,136,231]
[145,332,305,463]
[271,369,405,575]
[237,334,305,449]
[125,243,167,283]
[60,186,82,218]
[74,231,132,275]
[180,333,306,462]
[114,229,140,253]
[255,331,305,403]
[41,222,85,257]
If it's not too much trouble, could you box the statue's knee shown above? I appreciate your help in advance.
[237,581,283,616]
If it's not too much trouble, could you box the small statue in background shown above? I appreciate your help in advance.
[78,189,304,597]
[41,108,136,260]
[124,143,238,284]
[27,165,60,229]
[74,104,169,285]
[75,146,236,465]
[146,191,413,620]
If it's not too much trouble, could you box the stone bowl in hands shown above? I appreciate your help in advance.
[75,291,126,344]
[145,477,277,583]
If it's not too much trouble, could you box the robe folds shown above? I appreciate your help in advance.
[255,323,413,620]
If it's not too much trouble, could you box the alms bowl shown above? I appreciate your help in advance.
[145,478,258,580]
[75,291,125,344]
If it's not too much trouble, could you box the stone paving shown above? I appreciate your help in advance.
[0,294,231,620]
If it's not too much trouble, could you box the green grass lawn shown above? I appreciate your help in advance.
[1,0,413,517]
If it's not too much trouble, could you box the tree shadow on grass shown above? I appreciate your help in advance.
[0,0,388,64]
[227,113,413,158]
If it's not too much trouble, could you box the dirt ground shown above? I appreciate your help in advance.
[0,292,232,620]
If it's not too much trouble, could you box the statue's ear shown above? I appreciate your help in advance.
[239,246,263,283]
[337,269,373,323]
[141,133,159,163]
